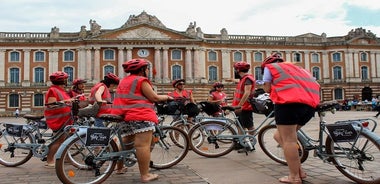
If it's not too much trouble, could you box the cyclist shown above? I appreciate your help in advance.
[208,82,228,116]
[262,53,320,183]
[232,61,256,136]
[112,58,173,182]
[67,78,88,107]
[44,71,74,168]
[168,79,197,120]
[89,73,119,127]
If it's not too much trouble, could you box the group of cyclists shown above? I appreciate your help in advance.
[42,53,319,183]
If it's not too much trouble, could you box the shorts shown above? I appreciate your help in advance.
[120,121,156,136]
[274,103,315,126]
[238,110,253,129]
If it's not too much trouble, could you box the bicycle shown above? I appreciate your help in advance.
[0,97,95,167]
[258,101,380,184]
[187,102,276,158]
[54,113,189,184]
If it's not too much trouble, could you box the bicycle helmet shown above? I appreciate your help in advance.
[172,79,185,87]
[72,78,87,86]
[104,73,120,84]
[261,53,284,71]
[49,71,68,82]
[233,61,250,71]
[212,82,224,88]
[122,58,149,73]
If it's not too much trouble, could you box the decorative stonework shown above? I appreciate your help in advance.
[122,11,166,28]
[117,27,170,39]
[346,27,376,40]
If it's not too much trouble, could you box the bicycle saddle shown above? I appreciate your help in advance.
[316,101,339,112]
[23,114,44,121]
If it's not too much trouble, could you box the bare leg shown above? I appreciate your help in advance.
[47,134,66,165]
[134,130,158,182]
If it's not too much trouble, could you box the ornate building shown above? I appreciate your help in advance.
[0,11,379,115]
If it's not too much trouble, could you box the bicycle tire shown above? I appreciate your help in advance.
[325,131,380,184]
[258,125,308,165]
[55,134,118,184]
[0,131,33,167]
[150,126,189,169]
[188,121,237,158]
[172,121,204,148]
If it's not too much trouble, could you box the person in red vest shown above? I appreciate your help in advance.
[67,78,88,107]
[44,71,74,168]
[168,79,195,103]
[89,73,119,127]
[112,58,173,182]
[232,61,256,138]
[208,82,228,116]
[262,53,320,183]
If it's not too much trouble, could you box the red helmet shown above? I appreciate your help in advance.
[105,73,120,84]
[172,79,185,87]
[261,54,284,71]
[49,71,68,82]
[213,82,224,88]
[122,58,149,73]
[233,61,250,71]
[73,78,87,86]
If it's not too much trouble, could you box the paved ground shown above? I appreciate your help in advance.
[0,110,379,184]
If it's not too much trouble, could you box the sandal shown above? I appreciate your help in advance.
[279,176,302,184]
[115,167,128,175]
[141,173,159,183]
[44,163,55,169]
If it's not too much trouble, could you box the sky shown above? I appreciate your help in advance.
[1,0,379,37]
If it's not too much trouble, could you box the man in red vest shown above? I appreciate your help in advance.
[262,53,320,183]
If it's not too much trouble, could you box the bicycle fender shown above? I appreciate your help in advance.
[351,122,380,145]
[55,128,87,159]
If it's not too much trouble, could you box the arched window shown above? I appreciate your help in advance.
[293,53,301,62]
[254,52,263,62]
[34,94,44,107]
[34,67,44,83]
[10,68,20,83]
[208,51,217,61]
[172,65,182,80]
[104,49,115,60]
[332,52,341,62]
[361,66,368,80]
[9,94,19,107]
[64,67,74,83]
[254,67,263,80]
[208,66,217,81]
[311,53,319,63]
[333,66,342,80]
[360,52,367,61]
[233,51,242,61]
[35,51,45,62]
[64,50,74,61]
[10,51,20,62]
[312,67,320,80]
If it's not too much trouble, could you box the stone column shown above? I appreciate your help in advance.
[221,49,231,80]
[353,51,359,78]
[185,47,193,83]
[245,50,252,74]
[118,47,125,77]
[199,48,207,83]
[0,49,5,86]
[85,48,92,81]
[48,49,58,74]
[285,51,291,61]
[126,47,132,61]
[346,50,354,81]
[162,47,169,83]
[23,49,30,84]
[94,47,100,82]
[304,51,310,70]
[154,47,162,83]
[322,51,329,83]
[370,52,376,78]
[77,47,86,79]
[374,52,380,82]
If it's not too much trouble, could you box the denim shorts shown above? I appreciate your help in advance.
[120,121,156,136]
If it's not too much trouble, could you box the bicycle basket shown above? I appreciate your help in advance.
[78,102,100,117]
[250,93,274,117]
[184,103,200,117]
[198,101,221,116]
[326,122,358,142]
[155,101,184,115]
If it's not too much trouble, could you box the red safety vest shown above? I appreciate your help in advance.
[44,85,73,131]
[67,90,86,101]
[266,62,320,108]
[232,74,255,111]
[112,75,158,123]
[210,91,227,106]
[89,83,113,117]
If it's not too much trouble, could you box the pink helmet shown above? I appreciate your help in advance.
[122,58,149,73]
[212,82,224,88]
[261,53,284,71]
[105,73,120,84]
[233,61,250,71]
[172,79,185,87]
[49,71,68,82]
[72,78,87,86]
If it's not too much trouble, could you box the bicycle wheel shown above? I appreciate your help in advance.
[150,126,189,169]
[0,130,33,167]
[258,125,308,165]
[325,131,380,184]
[55,134,118,184]
[172,121,204,148]
[188,121,237,158]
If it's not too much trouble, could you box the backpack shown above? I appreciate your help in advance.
[250,93,274,117]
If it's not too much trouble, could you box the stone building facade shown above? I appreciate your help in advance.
[0,11,379,115]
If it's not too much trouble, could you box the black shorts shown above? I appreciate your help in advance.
[238,110,253,128]
[274,103,315,126]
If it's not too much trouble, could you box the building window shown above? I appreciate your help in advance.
[254,67,263,80]
[104,49,115,60]
[333,66,342,80]
[233,51,242,61]
[293,53,301,62]
[10,51,20,62]
[9,94,19,107]
[254,52,263,62]
[64,67,74,83]
[35,51,45,62]
[171,50,182,60]
[172,65,181,80]
[34,67,44,83]
[332,52,341,62]
[312,67,320,80]
[104,65,115,75]
[208,66,217,81]
[334,88,343,100]
[34,94,44,107]
[208,51,217,61]
[10,68,20,83]
[360,52,367,62]
[64,50,74,61]
[311,53,319,63]
[361,66,368,80]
